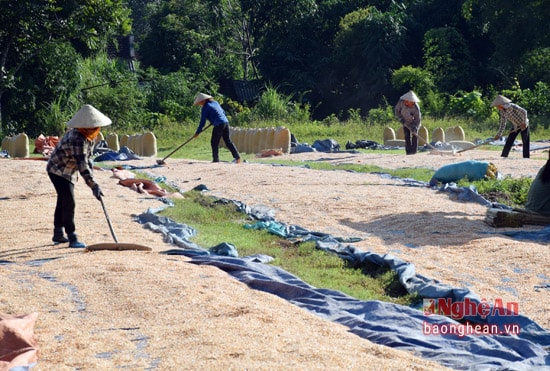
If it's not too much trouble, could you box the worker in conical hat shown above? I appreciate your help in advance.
[394,90,422,155]
[46,104,111,248]
[491,94,530,158]
[193,92,241,163]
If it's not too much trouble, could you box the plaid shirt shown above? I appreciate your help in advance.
[394,100,421,130]
[496,103,529,137]
[46,128,97,187]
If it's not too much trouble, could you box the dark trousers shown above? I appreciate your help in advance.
[403,126,418,155]
[48,172,76,234]
[501,128,530,158]
[211,123,240,162]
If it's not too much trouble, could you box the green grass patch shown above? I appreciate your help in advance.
[254,158,436,182]
[255,158,533,207]
[463,176,533,208]
[159,191,421,306]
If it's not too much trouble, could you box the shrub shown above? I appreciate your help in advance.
[466,177,533,208]
[448,90,492,120]
[367,105,394,126]
[391,65,435,99]
[501,82,550,130]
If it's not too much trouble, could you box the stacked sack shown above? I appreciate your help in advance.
[1,133,29,158]
[118,132,157,157]
[227,126,291,154]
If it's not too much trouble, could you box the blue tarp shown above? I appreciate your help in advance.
[186,253,550,371]
[499,226,550,243]
[93,146,142,162]
[135,191,550,370]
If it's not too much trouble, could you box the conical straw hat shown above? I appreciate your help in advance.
[491,95,512,107]
[66,105,112,128]
[400,91,420,102]
[193,93,213,106]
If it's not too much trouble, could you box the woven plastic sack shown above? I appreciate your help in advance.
[431,160,490,184]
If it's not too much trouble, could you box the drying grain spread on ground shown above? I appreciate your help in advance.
[1,148,548,370]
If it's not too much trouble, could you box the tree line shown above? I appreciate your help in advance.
[0,0,548,138]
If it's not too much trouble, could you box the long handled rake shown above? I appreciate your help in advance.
[85,196,152,252]
[410,131,458,156]
[156,124,212,165]
[456,139,494,154]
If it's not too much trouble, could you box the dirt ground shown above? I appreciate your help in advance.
[1,147,549,370]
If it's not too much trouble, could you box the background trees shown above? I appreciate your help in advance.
[317,6,407,117]
[0,0,548,138]
[0,0,130,136]
[462,0,550,86]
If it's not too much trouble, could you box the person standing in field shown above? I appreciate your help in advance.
[491,94,530,158]
[47,105,111,248]
[394,90,422,155]
[193,92,241,163]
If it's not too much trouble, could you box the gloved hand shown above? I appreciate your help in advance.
[193,133,199,138]
[92,184,103,200]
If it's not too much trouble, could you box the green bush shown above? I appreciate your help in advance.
[448,90,492,120]
[2,41,82,137]
[367,105,394,126]
[232,87,311,126]
[465,177,533,208]
[143,68,202,126]
[78,55,147,132]
[518,47,550,88]
[391,65,435,99]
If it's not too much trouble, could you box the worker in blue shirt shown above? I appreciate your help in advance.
[193,93,241,163]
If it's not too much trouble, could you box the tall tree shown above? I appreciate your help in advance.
[423,27,474,93]
[319,6,406,116]
[2,41,82,137]
[462,0,550,87]
[138,0,244,82]
[240,0,326,97]
[0,0,131,134]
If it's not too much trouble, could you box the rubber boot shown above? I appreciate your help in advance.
[68,233,86,248]
[52,227,69,244]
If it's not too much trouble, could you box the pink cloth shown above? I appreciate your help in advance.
[0,313,39,371]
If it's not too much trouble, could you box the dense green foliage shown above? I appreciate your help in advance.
[0,0,548,139]
[0,0,131,136]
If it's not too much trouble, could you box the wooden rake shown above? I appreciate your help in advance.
[456,139,494,154]
[410,131,459,156]
[85,196,153,252]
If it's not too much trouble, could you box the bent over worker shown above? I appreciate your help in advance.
[46,105,111,248]
[193,92,241,163]
[394,91,422,155]
[525,150,550,215]
[491,95,530,158]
